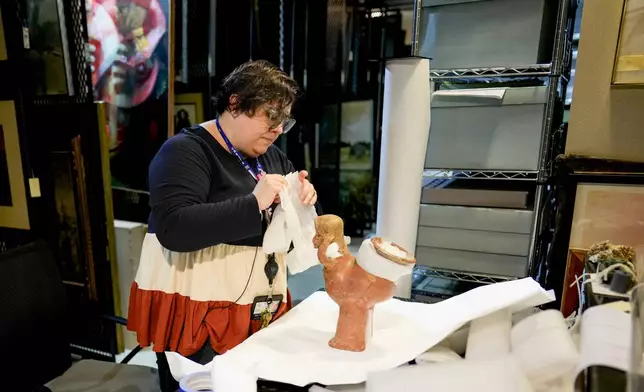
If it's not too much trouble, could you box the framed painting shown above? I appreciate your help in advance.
[174,93,204,131]
[0,101,29,230]
[50,141,97,302]
[612,0,644,86]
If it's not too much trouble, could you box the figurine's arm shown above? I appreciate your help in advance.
[325,243,343,259]
[317,239,339,267]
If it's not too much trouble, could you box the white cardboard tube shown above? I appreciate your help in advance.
[376,58,431,299]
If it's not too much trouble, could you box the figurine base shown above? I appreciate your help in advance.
[329,337,366,352]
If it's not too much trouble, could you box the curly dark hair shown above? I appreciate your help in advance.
[213,60,299,125]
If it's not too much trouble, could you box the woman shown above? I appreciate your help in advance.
[126,60,318,391]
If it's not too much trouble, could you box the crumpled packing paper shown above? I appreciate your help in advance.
[211,278,554,390]
[263,172,319,275]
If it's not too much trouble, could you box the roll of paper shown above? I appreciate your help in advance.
[376,58,431,298]
[511,310,578,388]
[466,309,512,360]
[367,357,534,392]
[415,345,463,364]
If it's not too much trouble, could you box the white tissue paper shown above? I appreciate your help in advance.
[211,278,554,387]
[211,354,258,392]
[165,352,213,382]
[263,172,319,274]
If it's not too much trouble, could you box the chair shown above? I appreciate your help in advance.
[0,241,158,391]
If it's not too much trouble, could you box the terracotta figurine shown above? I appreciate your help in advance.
[313,215,416,352]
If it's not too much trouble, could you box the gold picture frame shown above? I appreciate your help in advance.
[612,0,644,86]
[0,5,7,61]
[0,101,29,230]
[174,93,204,132]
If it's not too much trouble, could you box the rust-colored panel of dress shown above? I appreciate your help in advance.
[127,282,292,356]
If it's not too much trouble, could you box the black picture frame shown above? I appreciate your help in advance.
[546,156,644,309]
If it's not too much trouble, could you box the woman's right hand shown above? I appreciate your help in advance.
[252,174,288,211]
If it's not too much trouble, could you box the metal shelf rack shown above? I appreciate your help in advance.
[423,169,538,181]
[430,64,552,80]
[410,0,576,298]
[414,265,515,285]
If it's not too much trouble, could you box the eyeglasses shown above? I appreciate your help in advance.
[270,118,296,134]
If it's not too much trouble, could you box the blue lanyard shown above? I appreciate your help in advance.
[215,118,264,181]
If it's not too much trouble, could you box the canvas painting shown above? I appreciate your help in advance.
[87,0,171,191]
[570,183,644,272]
[51,151,86,286]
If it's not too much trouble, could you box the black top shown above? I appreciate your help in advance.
[148,125,295,252]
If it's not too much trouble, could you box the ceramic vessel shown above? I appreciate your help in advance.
[313,215,416,352]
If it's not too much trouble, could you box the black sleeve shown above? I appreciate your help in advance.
[149,136,263,252]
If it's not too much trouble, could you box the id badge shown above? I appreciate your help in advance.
[251,295,284,320]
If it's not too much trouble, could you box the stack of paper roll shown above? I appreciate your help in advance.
[466,309,512,360]
[367,308,579,392]
[511,310,579,390]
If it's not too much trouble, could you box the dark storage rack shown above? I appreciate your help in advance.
[409,0,578,297]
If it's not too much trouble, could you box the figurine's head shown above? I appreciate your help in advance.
[313,215,345,249]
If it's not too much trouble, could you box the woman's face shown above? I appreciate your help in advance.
[235,107,289,157]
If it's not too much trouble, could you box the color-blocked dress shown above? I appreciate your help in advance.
[127,125,294,357]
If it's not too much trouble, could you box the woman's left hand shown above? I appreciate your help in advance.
[299,171,317,205]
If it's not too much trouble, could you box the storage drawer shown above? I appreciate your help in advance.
[419,204,533,234]
[425,86,547,171]
[417,226,530,256]
[418,0,555,69]
[416,246,527,277]
[421,188,529,209]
